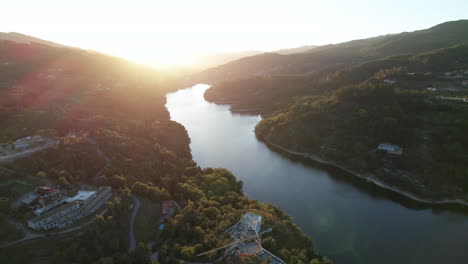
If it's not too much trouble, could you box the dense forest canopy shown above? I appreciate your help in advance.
[0,39,328,264]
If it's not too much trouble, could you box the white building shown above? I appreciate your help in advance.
[226,213,286,264]
[28,186,112,230]
[377,143,403,155]
[14,135,45,148]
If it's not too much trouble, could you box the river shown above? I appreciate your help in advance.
[166,84,468,264]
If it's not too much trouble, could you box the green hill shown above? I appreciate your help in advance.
[0,39,328,264]
[0,32,66,48]
[198,20,468,83]
[203,20,468,203]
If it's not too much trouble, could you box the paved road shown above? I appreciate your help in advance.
[0,140,57,165]
[128,195,141,252]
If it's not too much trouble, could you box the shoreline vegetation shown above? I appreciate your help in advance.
[204,86,468,208]
[204,89,468,208]
[199,21,468,216]
[261,139,468,207]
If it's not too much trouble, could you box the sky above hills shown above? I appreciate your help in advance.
[1,0,467,66]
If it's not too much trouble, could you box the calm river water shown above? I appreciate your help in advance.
[166,84,468,264]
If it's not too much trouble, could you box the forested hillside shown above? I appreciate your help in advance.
[203,20,468,202]
[198,20,468,83]
[0,40,328,264]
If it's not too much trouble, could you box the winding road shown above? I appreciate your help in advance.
[128,195,141,252]
[0,140,58,165]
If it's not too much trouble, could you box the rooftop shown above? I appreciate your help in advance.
[65,190,96,202]
[229,213,262,239]
[29,200,80,224]
[29,187,110,224]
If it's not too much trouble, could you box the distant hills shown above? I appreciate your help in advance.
[197,20,468,82]
[275,45,317,55]
[190,45,318,69]
[0,32,319,69]
[0,32,65,48]
[188,50,263,69]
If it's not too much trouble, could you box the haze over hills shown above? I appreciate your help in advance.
[0,31,318,70]
[197,20,468,82]
[0,32,65,48]
[186,45,319,69]
[0,33,328,264]
[275,45,317,55]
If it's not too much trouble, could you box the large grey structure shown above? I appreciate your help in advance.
[28,186,111,230]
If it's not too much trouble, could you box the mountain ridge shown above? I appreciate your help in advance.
[0,32,66,48]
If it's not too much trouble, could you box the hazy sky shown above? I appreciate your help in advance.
[2,0,467,65]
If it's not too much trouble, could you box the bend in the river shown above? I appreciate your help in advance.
[166,84,468,264]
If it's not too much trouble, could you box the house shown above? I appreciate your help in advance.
[15,135,44,144]
[28,186,111,230]
[426,87,437,92]
[161,200,174,215]
[383,79,397,84]
[21,186,65,213]
[377,143,403,155]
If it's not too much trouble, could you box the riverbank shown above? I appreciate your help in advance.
[169,84,468,264]
[262,139,468,207]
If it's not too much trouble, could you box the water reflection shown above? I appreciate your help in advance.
[166,84,468,264]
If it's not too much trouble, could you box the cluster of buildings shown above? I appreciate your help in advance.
[383,79,397,84]
[23,186,112,230]
[226,213,285,264]
[21,186,64,213]
[377,143,403,155]
[444,71,465,79]
[14,135,45,149]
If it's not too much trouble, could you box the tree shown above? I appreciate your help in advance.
[94,257,113,264]
[109,174,127,189]
[58,176,70,186]
[132,243,150,264]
